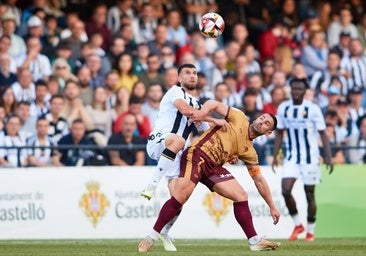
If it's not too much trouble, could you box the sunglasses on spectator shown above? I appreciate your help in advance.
[161,52,173,56]
[55,66,67,69]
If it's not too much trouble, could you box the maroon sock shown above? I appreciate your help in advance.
[153,197,182,233]
[233,201,257,239]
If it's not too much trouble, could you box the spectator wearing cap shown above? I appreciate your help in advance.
[348,114,366,164]
[24,15,50,50]
[0,11,26,59]
[4,0,22,28]
[340,38,366,92]
[320,85,342,114]
[21,0,47,25]
[327,5,358,48]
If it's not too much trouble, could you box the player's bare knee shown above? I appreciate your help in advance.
[165,135,185,152]
[234,190,248,202]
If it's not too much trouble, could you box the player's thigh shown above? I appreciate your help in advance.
[213,179,248,202]
[299,164,321,185]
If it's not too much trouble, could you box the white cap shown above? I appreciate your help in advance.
[27,16,42,27]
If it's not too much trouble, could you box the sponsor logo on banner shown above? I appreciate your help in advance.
[203,192,231,226]
[79,181,110,227]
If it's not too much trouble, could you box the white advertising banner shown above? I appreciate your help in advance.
[0,166,307,239]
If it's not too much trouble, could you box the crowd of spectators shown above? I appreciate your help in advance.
[0,0,366,167]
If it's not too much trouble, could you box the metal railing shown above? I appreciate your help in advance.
[0,144,365,167]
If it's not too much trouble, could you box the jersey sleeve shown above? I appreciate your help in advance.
[239,146,259,166]
[311,104,326,131]
[168,86,185,105]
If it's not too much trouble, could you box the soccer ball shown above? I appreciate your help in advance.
[199,12,225,38]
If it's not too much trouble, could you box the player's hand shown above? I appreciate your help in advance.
[228,154,238,164]
[324,158,334,174]
[191,109,208,122]
[212,118,229,131]
[271,158,278,173]
[270,207,280,225]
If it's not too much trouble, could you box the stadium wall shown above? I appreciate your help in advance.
[0,165,365,239]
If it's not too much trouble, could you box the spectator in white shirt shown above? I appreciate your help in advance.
[11,68,36,103]
[16,36,52,82]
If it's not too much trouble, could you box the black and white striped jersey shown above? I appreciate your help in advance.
[277,99,326,165]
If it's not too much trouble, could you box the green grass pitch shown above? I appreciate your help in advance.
[1,238,366,256]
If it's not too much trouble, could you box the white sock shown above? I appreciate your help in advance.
[248,235,260,245]
[161,209,182,236]
[307,222,316,234]
[291,214,302,226]
[149,229,160,241]
[151,151,176,185]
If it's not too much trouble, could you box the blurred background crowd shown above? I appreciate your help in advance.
[0,0,365,167]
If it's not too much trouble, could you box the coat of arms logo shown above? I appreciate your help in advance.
[203,192,232,226]
[79,181,110,227]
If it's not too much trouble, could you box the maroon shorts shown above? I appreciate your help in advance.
[180,147,235,191]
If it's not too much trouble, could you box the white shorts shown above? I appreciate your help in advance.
[146,132,168,160]
[146,132,183,180]
[281,161,321,185]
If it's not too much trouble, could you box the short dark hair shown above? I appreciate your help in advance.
[289,78,310,89]
[177,63,196,75]
[35,79,48,88]
[37,116,48,123]
[128,95,144,105]
[72,118,84,126]
[269,113,277,131]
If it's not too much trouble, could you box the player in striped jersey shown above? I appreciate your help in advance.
[272,78,334,242]
[140,63,227,251]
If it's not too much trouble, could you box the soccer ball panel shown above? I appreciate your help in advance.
[199,12,225,38]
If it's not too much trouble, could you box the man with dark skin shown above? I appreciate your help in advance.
[272,78,334,242]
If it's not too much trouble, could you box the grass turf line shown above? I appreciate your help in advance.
[0,238,366,256]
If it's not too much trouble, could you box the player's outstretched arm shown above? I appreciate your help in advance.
[174,98,197,117]
[191,100,229,122]
[248,164,280,225]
